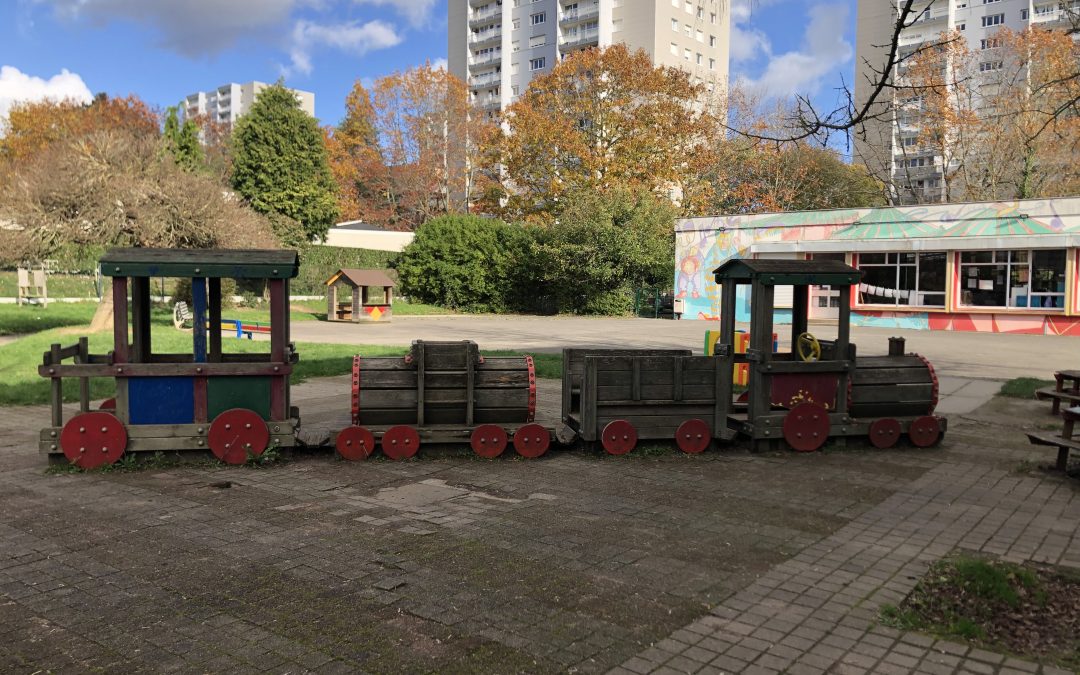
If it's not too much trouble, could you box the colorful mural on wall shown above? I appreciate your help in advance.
[676,198,1080,332]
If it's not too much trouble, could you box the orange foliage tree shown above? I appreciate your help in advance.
[482,44,720,220]
[326,65,493,230]
[1,93,158,167]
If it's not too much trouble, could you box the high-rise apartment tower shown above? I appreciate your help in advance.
[854,0,1071,203]
[180,81,316,125]
[449,0,731,114]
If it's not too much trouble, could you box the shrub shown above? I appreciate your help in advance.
[394,215,531,313]
[293,245,399,295]
[531,187,676,315]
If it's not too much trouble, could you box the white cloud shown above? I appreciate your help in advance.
[34,0,299,56]
[286,19,402,76]
[430,57,448,71]
[737,3,853,99]
[0,65,92,125]
[353,0,439,27]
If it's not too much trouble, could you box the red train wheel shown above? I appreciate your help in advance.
[868,418,901,449]
[98,397,116,411]
[336,425,375,461]
[675,419,711,454]
[382,425,420,460]
[513,423,550,458]
[208,409,269,465]
[908,415,941,448]
[471,424,508,459]
[59,412,127,469]
[782,402,829,452]
[601,419,637,456]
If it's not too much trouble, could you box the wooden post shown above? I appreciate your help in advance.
[208,278,222,363]
[790,284,809,355]
[415,341,426,426]
[78,336,90,413]
[835,283,852,414]
[192,278,207,363]
[130,276,151,363]
[719,280,737,348]
[352,285,361,323]
[465,344,475,425]
[112,277,129,364]
[50,343,62,427]
[748,281,775,438]
[269,278,287,421]
[327,283,336,321]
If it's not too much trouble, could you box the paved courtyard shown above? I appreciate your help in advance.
[1,316,1078,673]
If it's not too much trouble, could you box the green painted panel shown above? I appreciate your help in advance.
[208,376,272,420]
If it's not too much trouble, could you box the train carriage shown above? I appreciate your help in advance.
[39,249,301,467]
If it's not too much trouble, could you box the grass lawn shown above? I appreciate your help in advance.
[0,297,450,336]
[0,271,99,298]
[1,323,560,407]
[998,377,1055,399]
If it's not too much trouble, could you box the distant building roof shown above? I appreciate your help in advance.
[333,220,388,232]
[326,268,396,288]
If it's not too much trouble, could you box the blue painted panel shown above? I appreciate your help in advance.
[128,377,195,425]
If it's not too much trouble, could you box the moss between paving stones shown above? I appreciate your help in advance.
[880,553,1080,670]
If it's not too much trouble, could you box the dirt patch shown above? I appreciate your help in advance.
[882,553,1080,669]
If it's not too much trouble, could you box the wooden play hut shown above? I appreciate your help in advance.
[326,269,395,322]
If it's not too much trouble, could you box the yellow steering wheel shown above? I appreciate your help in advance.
[796,332,822,362]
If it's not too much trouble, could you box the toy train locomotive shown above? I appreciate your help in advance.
[38,249,945,468]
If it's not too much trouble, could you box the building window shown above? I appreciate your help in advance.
[684,23,692,37]
[979,60,1003,72]
[697,5,703,18]
[529,34,546,48]
[982,0,1000,3]
[684,47,691,61]
[710,11,716,23]
[671,0,678,6]
[696,52,702,64]
[1020,8,1029,19]
[671,18,679,31]
[685,1,692,13]
[709,57,716,70]
[530,12,545,24]
[696,29,704,42]
[957,22,966,30]
[709,34,716,47]
[959,250,1066,308]
[980,38,1002,49]
[857,252,947,307]
[670,42,679,56]
[529,57,546,70]
[982,13,1004,26]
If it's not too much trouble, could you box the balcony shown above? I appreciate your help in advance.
[476,98,502,111]
[469,9,501,28]
[559,28,599,51]
[1032,8,1069,24]
[470,73,501,90]
[560,5,599,25]
[470,50,502,67]
[469,0,490,6]
[470,30,503,48]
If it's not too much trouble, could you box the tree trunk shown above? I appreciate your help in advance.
[88,291,114,334]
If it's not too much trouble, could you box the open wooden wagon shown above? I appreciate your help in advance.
[38,249,301,467]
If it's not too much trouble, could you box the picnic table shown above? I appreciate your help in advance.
[1036,370,1080,415]
[1027,405,1080,472]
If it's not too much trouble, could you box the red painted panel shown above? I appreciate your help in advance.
[770,372,839,410]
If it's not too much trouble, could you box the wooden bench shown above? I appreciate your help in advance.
[1027,405,1080,471]
[172,301,193,329]
[1035,370,1080,415]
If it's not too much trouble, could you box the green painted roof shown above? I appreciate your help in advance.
[713,258,862,286]
[101,248,300,279]
[939,208,1057,237]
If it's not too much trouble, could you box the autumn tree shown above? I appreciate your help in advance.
[326,65,493,231]
[483,44,720,220]
[231,82,338,242]
[0,93,158,168]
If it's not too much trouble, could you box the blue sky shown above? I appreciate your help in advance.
[0,0,858,128]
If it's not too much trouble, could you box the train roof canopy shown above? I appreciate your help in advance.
[100,248,300,279]
[326,268,396,288]
[712,258,861,287]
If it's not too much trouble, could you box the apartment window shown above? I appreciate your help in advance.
[511,85,519,96]
[511,40,520,52]
[710,11,716,23]
[1020,8,1029,19]
[979,60,1003,71]
[685,23,692,37]
[980,37,1001,49]
[513,18,520,28]
[982,0,1000,3]
[959,250,1065,308]
[529,34,546,48]
[901,136,918,147]
[685,1,692,12]
[957,22,966,30]
[708,57,715,70]
[671,0,678,6]
[530,12,545,24]
[709,34,716,47]
[529,57,546,70]
[696,29,703,42]
[956,2,967,6]
[671,18,679,31]
[857,252,947,307]
[684,47,691,61]
[696,52,702,64]
[982,13,1004,26]
[696,5,703,18]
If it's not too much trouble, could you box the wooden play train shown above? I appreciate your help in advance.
[38,249,946,468]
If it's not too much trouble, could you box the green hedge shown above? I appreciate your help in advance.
[293,245,398,295]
